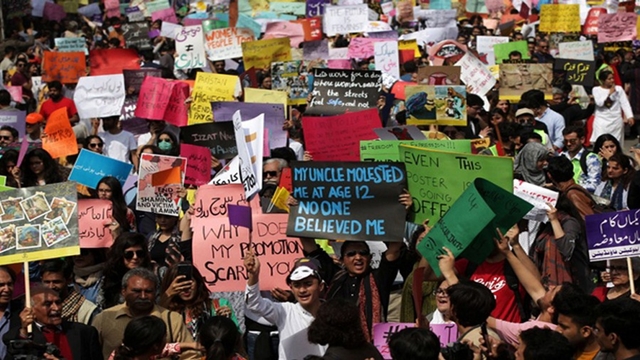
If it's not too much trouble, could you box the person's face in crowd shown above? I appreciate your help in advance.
[122,276,156,314]
[342,242,371,276]
[48,87,62,101]
[289,276,324,309]
[611,55,621,66]
[606,161,627,181]
[509,53,522,61]
[29,156,44,176]
[102,117,118,131]
[148,120,165,134]
[263,162,282,186]
[262,76,272,89]
[456,36,467,44]
[537,42,549,54]
[491,112,504,125]
[608,259,630,286]
[435,280,451,314]
[25,122,41,135]
[41,271,69,299]
[29,64,38,76]
[158,133,174,151]
[16,61,27,74]
[602,73,615,89]
[32,292,63,327]
[97,182,112,200]
[213,61,225,73]
[551,93,564,105]
[593,320,614,353]
[538,284,562,311]
[123,245,145,269]
[515,33,524,41]
[178,279,196,302]
[517,115,535,126]
[527,43,535,54]
[87,138,104,153]
[497,100,510,113]
[3,160,16,175]
[536,157,548,171]
[156,214,178,232]
[73,249,96,268]
[0,270,14,308]
[468,104,482,118]
[556,314,591,347]
[0,130,14,146]
[442,126,460,139]
[472,27,481,36]
[602,140,617,154]
[563,132,583,153]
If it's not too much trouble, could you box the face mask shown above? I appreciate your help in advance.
[368,63,376,71]
[158,141,172,151]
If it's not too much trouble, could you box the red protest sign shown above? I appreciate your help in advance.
[89,49,140,75]
[135,77,190,126]
[180,144,211,186]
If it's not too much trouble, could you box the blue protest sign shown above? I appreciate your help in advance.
[68,149,133,189]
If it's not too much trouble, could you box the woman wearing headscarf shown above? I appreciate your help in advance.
[514,142,549,186]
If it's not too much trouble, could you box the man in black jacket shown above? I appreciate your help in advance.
[0,266,23,360]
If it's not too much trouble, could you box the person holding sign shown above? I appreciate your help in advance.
[591,71,634,145]
[591,259,640,302]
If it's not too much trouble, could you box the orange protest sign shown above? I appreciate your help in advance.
[42,51,86,84]
[89,49,140,75]
[42,107,78,159]
[151,166,181,186]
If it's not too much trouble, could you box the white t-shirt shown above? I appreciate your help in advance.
[99,130,137,164]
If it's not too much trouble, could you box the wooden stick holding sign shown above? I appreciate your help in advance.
[24,262,32,333]
[628,257,636,294]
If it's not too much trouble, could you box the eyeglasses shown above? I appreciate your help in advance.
[0,136,12,141]
[264,171,278,178]
[344,250,370,257]
[435,288,448,296]
[124,250,145,260]
[89,143,103,148]
[158,138,172,143]
[563,138,579,144]
[97,188,112,194]
[609,266,628,272]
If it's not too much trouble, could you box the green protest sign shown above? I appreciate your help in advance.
[494,41,530,64]
[360,140,471,162]
[418,178,533,276]
[399,145,514,224]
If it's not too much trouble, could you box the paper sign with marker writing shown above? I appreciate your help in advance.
[373,323,458,359]
[232,111,260,198]
[192,184,303,291]
[175,25,207,70]
[202,23,255,61]
[558,41,594,61]
[598,12,637,43]
[244,88,289,109]
[323,4,368,36]
[242,37,292,70]
[55,38,86,53]
[455,53,496,96]
[416,177,532,275]
[475,36,509,65]
[348,37,385,59]
[180,144,211,186]
[161,22,182,39]
[0,111,26,141]
[73,75,126,119]
[123,68,162,96]
[416,9,457,28]
[180,122,237,159]
[287,162,407,241]
[137,153,186,216]
[554,59,596,87]
[121,22,152,51]
[78,199,113,248]
[307,69,382,115]
[539,4,581,33]
[241,114,265,189]
[212,101,287,150]
[135,76,190,126]
[43,51,86,84]
[585,210,640,261]
[374,41,400,79]
[151,8,178,23]
[69,149,133,189]
[303,109,380,161]
[264,21,306,49]
[189,72,238,124]
[42,108,78,159]
[360,140,471,162]
[400,146,515,225]
[513,180,559,222]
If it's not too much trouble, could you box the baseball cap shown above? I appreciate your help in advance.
[515,108,535,118]
[287,258,322,284]
[26,113,44,125]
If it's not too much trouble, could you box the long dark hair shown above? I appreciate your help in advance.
[20,148,65,186]
[200,316,246,360]
[95,176,131,232]
[102,232,151,308]
[308,297,368,348]
[114,315,166,360]
[602,153,636,189]
[160,263,211,319]
[157,130,179,156]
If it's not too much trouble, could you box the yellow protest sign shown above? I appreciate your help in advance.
[539,4,581,33]
[188,72,238,125]
[241,37,292,70]
[399,39,420,58]
[244,88,288,108]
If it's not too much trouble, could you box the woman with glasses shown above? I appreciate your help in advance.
[95,176,136,239]
[84,135,105,154]
[592,258,640,302]
[72,248,107,306]
[102,232,152,308]
[426,279,453,325]
[15,148,68,187]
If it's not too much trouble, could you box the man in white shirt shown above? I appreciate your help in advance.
[96,115,138,169]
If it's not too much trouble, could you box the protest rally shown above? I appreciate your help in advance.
[2,0,640,359]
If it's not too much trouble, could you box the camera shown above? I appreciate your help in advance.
[8,340,62,360]
[440,341,474,360]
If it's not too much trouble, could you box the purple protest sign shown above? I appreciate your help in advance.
[585,210,640,261]
[212,102,287,150]
[44,2,67,22]
[0,110,26,141]
[430,323,459,347]
[306,0,329,18]
[228,204,253,230]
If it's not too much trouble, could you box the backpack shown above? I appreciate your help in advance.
[564,186,616,214]
[464,259,532,323]
[579,150,594,176]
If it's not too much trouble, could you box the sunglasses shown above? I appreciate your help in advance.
[344,250,370,257]
[124,250,145,260]
[0,136,12,141]
[609,266,628,272]
[264,171,278,178]
[89,143,103,148]
[158,138,172,143]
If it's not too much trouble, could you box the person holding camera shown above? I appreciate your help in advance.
[3,286,103,360]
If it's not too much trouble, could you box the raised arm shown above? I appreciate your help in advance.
[495,229,546,303]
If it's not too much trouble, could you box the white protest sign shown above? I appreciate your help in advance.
[399,27,458,47]
[175,25,207,70]
[210,156,241,186]
[204,27,255,61]
[415,9,457,28]
[513,179,559,222]
[476,36,509,66]
[160,22,183,39]
[54,37,86,53]
[455,53,496,96]
[558,41,594,61]
[242,114,265,190]
[232,111,259,197]
[323,5,368,36]
[74,75,126,119]
[374,41,400,79]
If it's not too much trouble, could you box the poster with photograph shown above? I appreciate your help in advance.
[136,153,186,216]
[499,63,553,100]
[405,85,467,126]
[0,182,79,265]
[271,60,326,105]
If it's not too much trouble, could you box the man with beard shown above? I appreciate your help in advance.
[39,81,79,126]
[95,115,138,168]
[91,268,197,360]
[3,287,102,360]
[0,267,23,359]
[594,298,640,360]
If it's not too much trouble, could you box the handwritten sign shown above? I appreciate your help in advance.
[307,69,381,115]
[42,108,78,159]
[598,12,637,43]
[151,7,178,23]
[42,51,86,84]
[303,109,380,161]
[287,162,406,241]
[175,25,207,70]
[558,41,595,61]
[582,7,606,36]
[513,180,559,222]
[54,37,86,53]
[374,41,400,79]
[188,72,238,124]
[180,144,211,186]
[160,22,182,39]
[373,323,458,359]
[122,22,152,51]
[360,140,471,162]
[323,4,368,36]
[202,25,255,61]
[232,111,259,198]
[68,149,133,190]
[135,76,190,127]
[0,111,26,141]
[539,4,581,33]
[212,101,287,150]
[192,184,303,291]
[416,9,457,28]
[241,37,292,70]
[455,53,496,96]
[73,75,126,119]
[554,59,595,87]
[180,122,237,159]
[586,210,640,261]
[78,199,113,248]
[137,153,186,216]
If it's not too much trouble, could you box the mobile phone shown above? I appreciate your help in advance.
[177,264,192,281]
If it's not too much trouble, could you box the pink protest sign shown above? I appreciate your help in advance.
[373,323,458,359]
[598,12,637,43]
[264,21,305,48]
[5,86,23,103]
[135,77,189,126]
[327,59,352,69]
[347,37,385,59]
[78,199,113,248]
[192,184,303,292]
[152,8,178,23]
[302,108,380,161]
[180,143,211,186]
[44,2,67,22]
